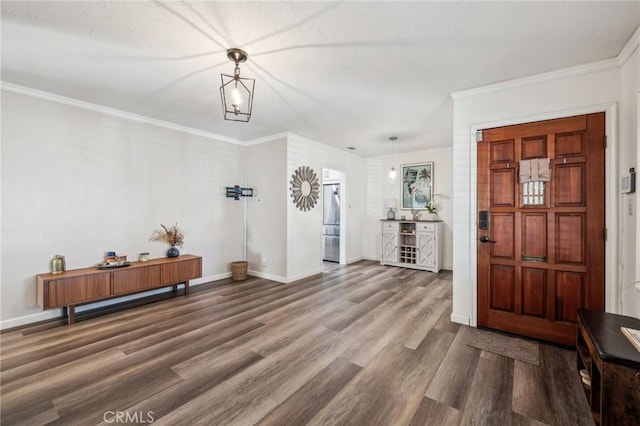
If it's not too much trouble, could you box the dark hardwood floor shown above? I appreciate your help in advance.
[1,260,593,425]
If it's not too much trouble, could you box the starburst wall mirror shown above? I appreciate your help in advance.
[290,166,320,211]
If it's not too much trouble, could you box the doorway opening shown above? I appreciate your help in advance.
[322,168,346,267]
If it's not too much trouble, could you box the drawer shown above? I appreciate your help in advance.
[382,221,399,231]
[416,223,436,232]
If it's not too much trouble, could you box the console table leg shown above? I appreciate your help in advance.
[185,282,189,295]
[64,306,75,325]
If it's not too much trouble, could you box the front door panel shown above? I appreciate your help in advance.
[477,113,605,345]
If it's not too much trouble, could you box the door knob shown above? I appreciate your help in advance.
[479,236,496,243]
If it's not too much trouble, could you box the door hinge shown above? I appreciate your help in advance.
[604,228,607,241]
[604,135,607,149]
[476,130,483,142]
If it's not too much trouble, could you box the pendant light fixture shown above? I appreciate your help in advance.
[220,48,255,122]
[388,136,398,181]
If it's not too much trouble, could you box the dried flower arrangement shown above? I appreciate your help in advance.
[149,223,185,248]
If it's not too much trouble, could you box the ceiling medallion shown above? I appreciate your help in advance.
[290,166,320,211]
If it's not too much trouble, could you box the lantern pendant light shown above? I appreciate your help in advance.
[220,48,255,122]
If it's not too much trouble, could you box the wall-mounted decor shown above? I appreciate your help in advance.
[290,166,320,211]
[401,162,433,210]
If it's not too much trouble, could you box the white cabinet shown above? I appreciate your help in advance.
[380,220,443,273]
[381,221,399,263]
[416,222,437,269]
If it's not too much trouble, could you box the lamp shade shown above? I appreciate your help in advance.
[384,198,398,209]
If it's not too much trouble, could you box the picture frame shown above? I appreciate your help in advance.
[401,162,434,210]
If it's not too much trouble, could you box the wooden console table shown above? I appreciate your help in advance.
[36,255,202,324]
[577,309,640,425]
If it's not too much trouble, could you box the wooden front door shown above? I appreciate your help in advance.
[477,113,605,346]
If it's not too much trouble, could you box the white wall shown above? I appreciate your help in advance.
[1,91,245,327]
[451,52,638,324]
[620,45,640,316]
[240,133,367,284]
[244,138,288,280]
[364,147,454,269]
[287,135,366,280]
[0,91,368,327]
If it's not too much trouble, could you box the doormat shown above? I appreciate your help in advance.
[465,328,540,366]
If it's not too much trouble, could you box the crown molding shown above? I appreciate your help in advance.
[451,25,639,100]
[450,58,619,100]
[245,131,364,158]
[244,132,290,146]
[0,81,242,145]
[617,25,640,66]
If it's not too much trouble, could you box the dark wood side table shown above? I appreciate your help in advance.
[577,309,640,425]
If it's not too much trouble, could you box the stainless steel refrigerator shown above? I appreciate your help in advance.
[322,184,340,262]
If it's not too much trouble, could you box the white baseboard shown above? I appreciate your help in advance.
[247,270,287,283]
[190,273,230,286]
[248,269,324,284]
[450,313,471,326]
[346,256,364,264]
[0,310,62,330]
[284,269,323,283]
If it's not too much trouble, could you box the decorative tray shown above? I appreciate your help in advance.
[97,261,131,269]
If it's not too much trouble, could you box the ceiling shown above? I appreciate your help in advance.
[1,1,639,157]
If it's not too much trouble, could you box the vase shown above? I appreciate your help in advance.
[425,212,439,221]
[167,246,180,258]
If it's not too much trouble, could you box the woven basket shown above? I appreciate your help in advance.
[231,261,249,281]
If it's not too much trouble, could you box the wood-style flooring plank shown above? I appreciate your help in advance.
[308,328,454,425]
[540,345,594,426]
[339,285,427,366]
[256,357,362,426]
[154,326,347,425]
[0,399,59,425]
[513,352,556,424]
[425,325,481,410]
[117,349,264,422]
[1,325,155,384]
[434,302,461,334]
[1,348,127,416]
[322,289,395,332]
[459,351,518,425]
[51,367,183,425]
[409,397,462,426]
[403,298,451,350]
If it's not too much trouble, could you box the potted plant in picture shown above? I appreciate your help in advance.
[149,223,184,258]
[426,193,441,220]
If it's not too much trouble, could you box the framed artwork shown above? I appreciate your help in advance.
[401,162,433,210]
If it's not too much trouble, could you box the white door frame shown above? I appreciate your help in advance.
[464,103,619,327]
